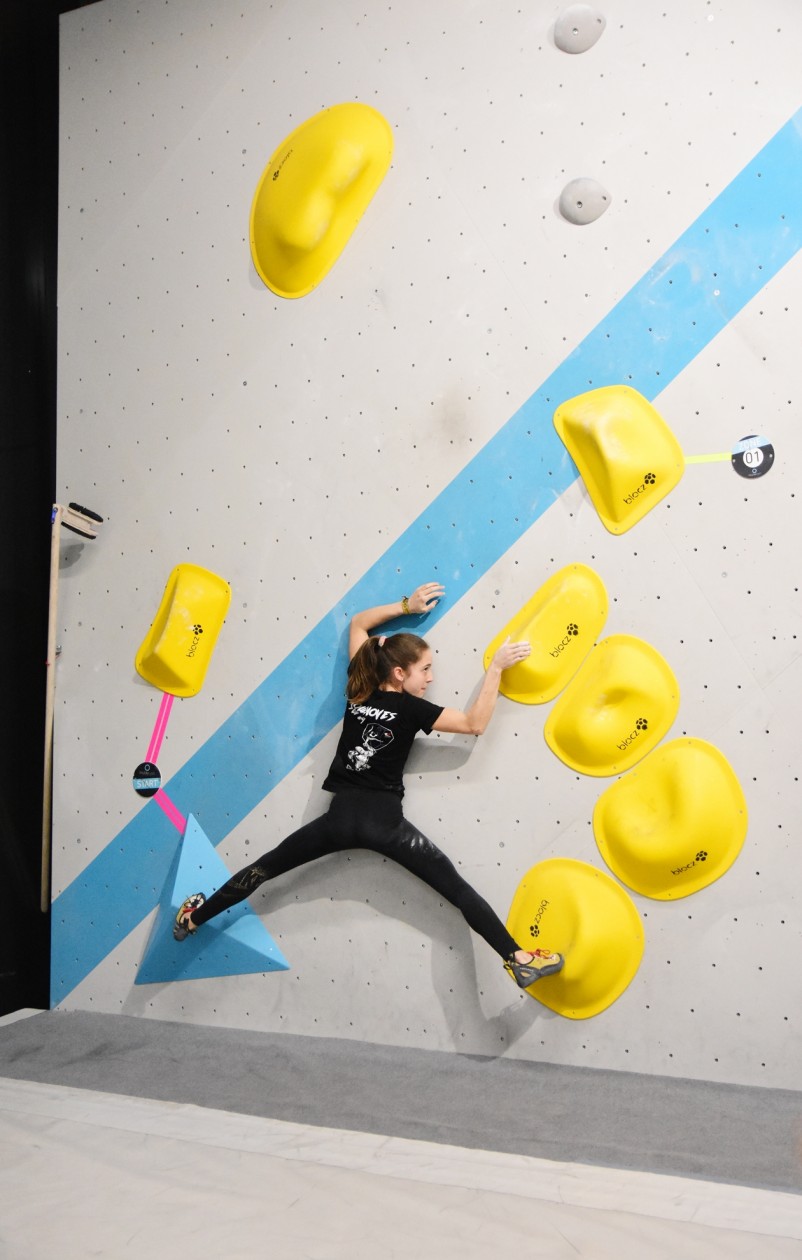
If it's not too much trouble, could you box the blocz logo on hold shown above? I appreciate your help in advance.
[186,624,204,658]
[623,471,656,505]
[528,899,550,938]
[550,623,579,658]
[617,717,648,751]
[672,850,708,876]
[272,148,294,180]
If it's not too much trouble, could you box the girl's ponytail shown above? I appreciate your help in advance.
[346,637,384,704]
[346,633,428,703]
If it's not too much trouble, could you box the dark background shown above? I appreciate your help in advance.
[1,0,98,1014]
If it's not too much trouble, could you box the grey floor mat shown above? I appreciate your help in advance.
[1,1010,800,1193]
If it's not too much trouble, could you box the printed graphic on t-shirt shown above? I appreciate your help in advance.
[322,691,443,797]
[347,720,394,772]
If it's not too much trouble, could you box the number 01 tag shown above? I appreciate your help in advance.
[731,434,774,479]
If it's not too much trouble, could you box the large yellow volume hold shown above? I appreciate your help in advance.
[250,102,393,298]
[483,564,608,704]
[135,564,231,697]
[543,634,679,776]
[593,737,748,899]
[506,858,644,1019]
[553,384,684,533]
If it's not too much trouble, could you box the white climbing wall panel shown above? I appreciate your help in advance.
[54,0,802,1089]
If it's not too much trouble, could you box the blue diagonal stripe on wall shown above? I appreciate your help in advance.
[52,109,802,1002]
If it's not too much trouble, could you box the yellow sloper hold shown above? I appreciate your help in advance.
[135,564,232,698]
[506,858,644,1019]
[553,384,685,533]
[249,102,393,298]
[544,634,679,776]
[593,738,748,899]
[483,564,608,704]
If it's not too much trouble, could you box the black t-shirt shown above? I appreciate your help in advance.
[323,688,444,797]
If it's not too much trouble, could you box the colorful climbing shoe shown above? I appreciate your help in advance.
[505,948,564,988]
[173,893,206,941]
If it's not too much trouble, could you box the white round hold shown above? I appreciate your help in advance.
[558,177,611,225]
[554,4,607,54]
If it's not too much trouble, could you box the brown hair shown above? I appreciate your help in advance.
[346,633,428,704]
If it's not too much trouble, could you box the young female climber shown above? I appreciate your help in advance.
[173,582,564,989]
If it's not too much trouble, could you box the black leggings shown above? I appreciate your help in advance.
[192,790,521,960]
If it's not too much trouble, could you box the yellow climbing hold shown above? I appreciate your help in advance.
[593,737,748,899]
[553,384,684,533]
[506,858,644,1019]
[135,564,232,697]
[543,634,679,776]
[249,102,393,298]
[483,563,608,703]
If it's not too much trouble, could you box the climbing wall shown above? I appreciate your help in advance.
[53,0,802,1088]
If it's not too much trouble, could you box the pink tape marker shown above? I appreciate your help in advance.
[146,692,174,765]
[154,789,187,834]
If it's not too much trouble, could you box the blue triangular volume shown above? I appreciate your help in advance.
[136,814,290,984]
